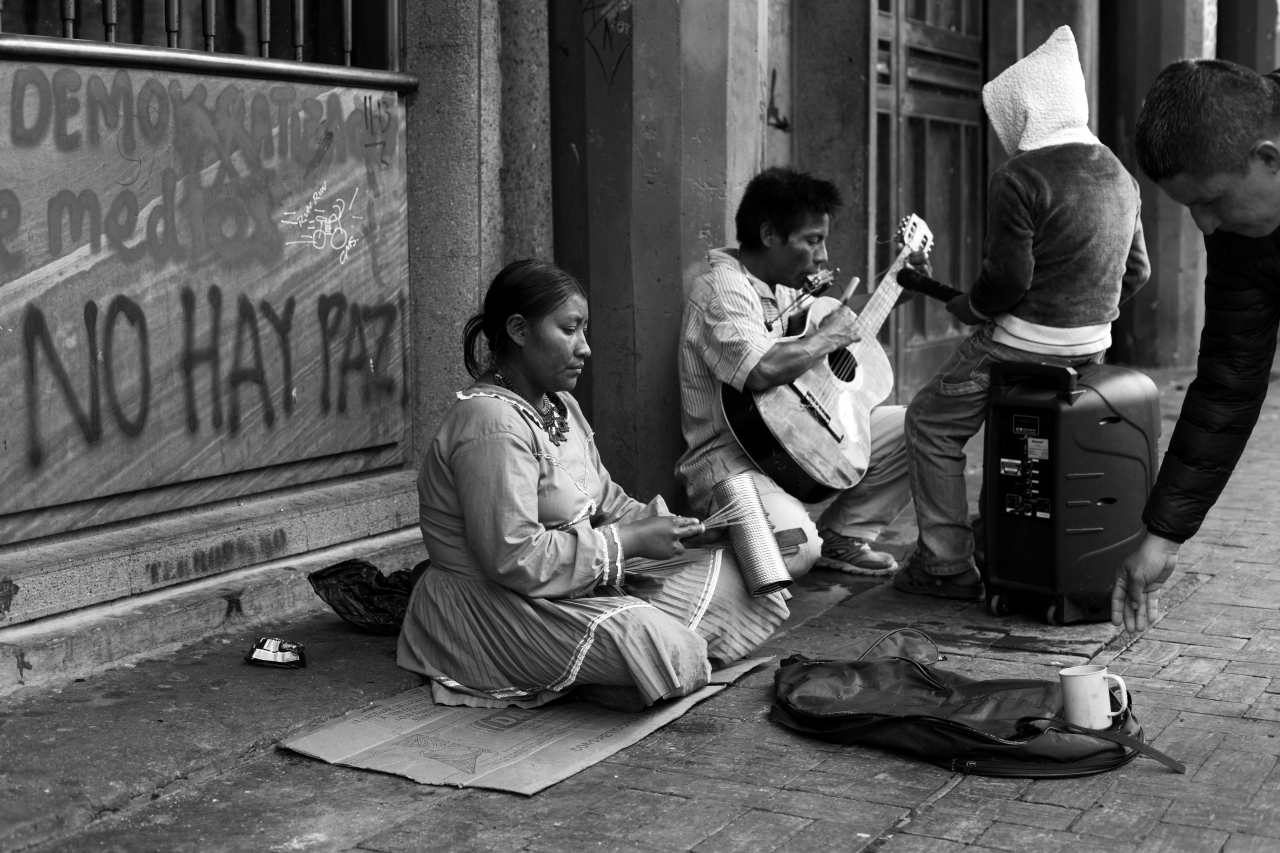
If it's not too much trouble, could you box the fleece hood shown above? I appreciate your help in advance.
[982,25,1098,155]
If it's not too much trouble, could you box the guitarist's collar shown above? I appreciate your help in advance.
[718,247,783,301]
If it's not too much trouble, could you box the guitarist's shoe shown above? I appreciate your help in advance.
[816,532,898,576]
[892,564,984,600]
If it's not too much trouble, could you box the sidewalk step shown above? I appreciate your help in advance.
[0,527,423,697]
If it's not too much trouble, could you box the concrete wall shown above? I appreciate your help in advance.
[1100,0,1211,367]
[403,1,505,458]
[499,0,554,263]
[793,2,872,290]
[545,0,772,506]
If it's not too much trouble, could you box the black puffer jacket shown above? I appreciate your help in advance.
[1142,226,1280,542]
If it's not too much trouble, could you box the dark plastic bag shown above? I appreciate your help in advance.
[771,629,1184,778]
[307,558,426,635]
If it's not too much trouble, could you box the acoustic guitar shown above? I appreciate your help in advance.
[720,214,935,502]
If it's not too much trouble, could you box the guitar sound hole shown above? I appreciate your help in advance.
[828,350,858,383]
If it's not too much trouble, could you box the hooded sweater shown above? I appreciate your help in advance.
[971,25,1150,356]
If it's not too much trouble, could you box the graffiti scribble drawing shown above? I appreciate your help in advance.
[281,183,363,264]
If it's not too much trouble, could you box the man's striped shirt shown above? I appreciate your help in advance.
[676,248,801,512]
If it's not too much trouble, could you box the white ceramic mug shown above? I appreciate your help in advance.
[1058,664,1128,730]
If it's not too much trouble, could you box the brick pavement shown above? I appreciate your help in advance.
[22,366,1280,852]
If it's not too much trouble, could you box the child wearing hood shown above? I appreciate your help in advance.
[894,26,1150,599]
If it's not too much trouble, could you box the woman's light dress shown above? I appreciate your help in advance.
[396,382,790,708]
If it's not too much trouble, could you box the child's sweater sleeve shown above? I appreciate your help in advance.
[968,170,1035,317]
[1119,196,1151,305]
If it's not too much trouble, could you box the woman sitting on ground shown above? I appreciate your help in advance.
[397,259,789,711]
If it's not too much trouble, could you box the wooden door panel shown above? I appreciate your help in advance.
[874,0,984,403]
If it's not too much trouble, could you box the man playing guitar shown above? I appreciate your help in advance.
[675,167,922,578]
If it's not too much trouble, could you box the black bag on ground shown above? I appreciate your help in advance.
[307,558,427,635]
[770,629,1183,778]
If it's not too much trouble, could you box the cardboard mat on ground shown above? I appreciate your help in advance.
[281,658,769,795]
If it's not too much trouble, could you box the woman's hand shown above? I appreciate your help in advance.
[618,516,705,560]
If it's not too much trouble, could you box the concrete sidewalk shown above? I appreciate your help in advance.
[9,366,1280,853]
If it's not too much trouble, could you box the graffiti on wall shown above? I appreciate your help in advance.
[0,60,410,525]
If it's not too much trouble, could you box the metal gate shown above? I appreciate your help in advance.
[873,0,985,402]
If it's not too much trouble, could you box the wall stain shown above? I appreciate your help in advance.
[145,529,289,586]
[15,649,33,683]
[221,592,244,623]
[0,577,18,617]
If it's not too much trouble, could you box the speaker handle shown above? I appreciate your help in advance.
[990,363,1082,403]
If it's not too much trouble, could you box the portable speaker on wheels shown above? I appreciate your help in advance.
[982,363,1160,625]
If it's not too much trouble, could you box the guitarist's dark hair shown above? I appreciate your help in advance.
[463,259,587,378]
[735,167,843,251]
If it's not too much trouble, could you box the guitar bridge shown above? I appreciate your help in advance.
[790,383,845,442]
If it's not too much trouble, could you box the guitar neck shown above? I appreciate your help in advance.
[852,250,912,345]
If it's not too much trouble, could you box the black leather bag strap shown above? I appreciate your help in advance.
[1024,717,1186,774]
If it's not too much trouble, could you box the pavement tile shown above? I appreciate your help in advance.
[1135,704,1182,741]
[692,732,837,767]
[1135,823,1230,853]
[556,789,690,840]
[1022,773,1115,809]
[692,808,810,853]
[1252,758,1280,807]
[1246,693,1280,722]
[1244,629,1280,653]
[974,821,1137,853]
[598,765,777,808]
[1155,619,1210,635]
[1162,797,1280,837]
[877,837,968,853]
[1122,640,1187,667]
[1069,803,1165,840]
[1198,674,1270,704]
[1173,711,1280,739]
[689,686,776,721]
[1111,771,1247,804]
[940,656,1068,682]
[1224,661,1280,681]
[623,798,750,851]
[1196,577,1280,609]
[950,776,1031,799]
[900,810,992,843]
[1134,691,1250,717]
[1225,832,1280,852]
[358,807,539,853]
[1145,629,1248,650]
[784,770,936,808]
[1159,657,1229,684]
[1164,600,1225,622]
[654,753,815,790]
[1203,611,1280,639]
[523,824,665,853]
[759,789,905,828]
[814,749,949,785]
[1191,749,1277,794]
[1123,677,1203,696]
[1115,663,1166,678]
[930,792,1078,830]
[774,818,882,853]
[1149,725,1226,768]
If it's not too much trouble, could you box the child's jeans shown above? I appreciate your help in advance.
[904,322,1103,577]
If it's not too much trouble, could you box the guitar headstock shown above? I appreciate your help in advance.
[897,214,934,257]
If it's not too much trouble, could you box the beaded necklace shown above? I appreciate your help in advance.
[493,367,571,446]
